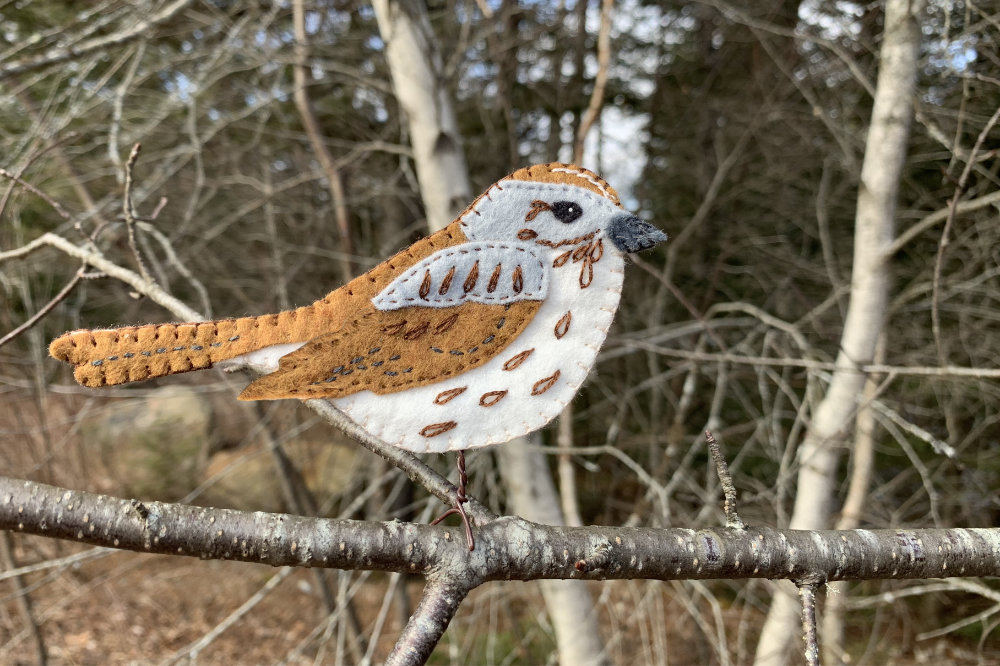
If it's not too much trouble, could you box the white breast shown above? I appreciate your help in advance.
[333,246,625,453]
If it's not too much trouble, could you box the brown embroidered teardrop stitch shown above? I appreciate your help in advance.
[439,266,456,295]
[589,238,603,261]
[420,421,458,437]
[419,270,432,299]
[382,321,407,335]
[554,312,572,339]
[434,313,459,334]
[403,321,430,340]
[487,264,502,293]
[503,349,534,371]
[463,261,479,293]
[525,200,551,221]
[512,265,524,293]
[517,228,538,240]
[531,370,561,395]
[579,260,594,288]
[479,390,508,407]
[434,387,467,405]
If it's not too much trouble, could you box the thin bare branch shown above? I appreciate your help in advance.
[0,267,83,350]
[0,232,200,321]
[122,142,154,283]
[0,0,195,79]
[798,582,820,666]
[616,340,1000,380]
[292,0,355,283]
[0,167,72,221]
[573,0,614,164]
[705,430,745,530]
[931,103,1000,364]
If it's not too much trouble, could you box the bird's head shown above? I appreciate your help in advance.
[459,163,667,255]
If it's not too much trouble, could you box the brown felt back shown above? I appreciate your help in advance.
[503,163,622,206]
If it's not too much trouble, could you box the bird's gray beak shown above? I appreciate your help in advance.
[608,214,668,253]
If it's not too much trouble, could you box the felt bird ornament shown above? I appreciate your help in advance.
[50,163,666,546]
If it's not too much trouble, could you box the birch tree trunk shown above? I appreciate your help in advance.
[371,2,607,662]
[499,438,610,666]
[753,2,925,663]
[371,0,470,232]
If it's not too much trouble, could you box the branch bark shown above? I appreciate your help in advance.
[5,477,1000,584]
[386,577,472,666]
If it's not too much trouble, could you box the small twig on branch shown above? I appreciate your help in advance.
[931,103,1000,365]
[0,233,200,320]
[616,340,1000,380]
[0,167,72,221]
[705,430,746,530]
[147,196,169,220]
[0,267,84,350]
[631,256,727,351]
[122,142,154,284]
[798,581,820,666]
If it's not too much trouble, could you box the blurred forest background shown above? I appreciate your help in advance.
[2,0,999,663]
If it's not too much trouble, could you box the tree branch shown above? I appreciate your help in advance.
[4,477,1000,584]
[0,0,195,79]
[386,577,471,666]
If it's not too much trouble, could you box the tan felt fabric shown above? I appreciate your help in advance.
[503,163,622,207]
[238,300,541,400]
[49,222,469,388]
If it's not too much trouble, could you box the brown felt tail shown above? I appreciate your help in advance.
[49,303,332,388]
[48,222,471,390]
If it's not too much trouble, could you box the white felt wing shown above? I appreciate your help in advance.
[371,241,547,311]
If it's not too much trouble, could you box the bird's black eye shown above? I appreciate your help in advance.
[551,201,583,224]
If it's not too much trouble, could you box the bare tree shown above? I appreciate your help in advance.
[4,1,1000,663]
[755,0,927,662]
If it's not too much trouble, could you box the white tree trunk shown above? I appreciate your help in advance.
[371,0,471,232]
[754,1,925,663]
[372,3,607,662]
[498,436,609,666]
